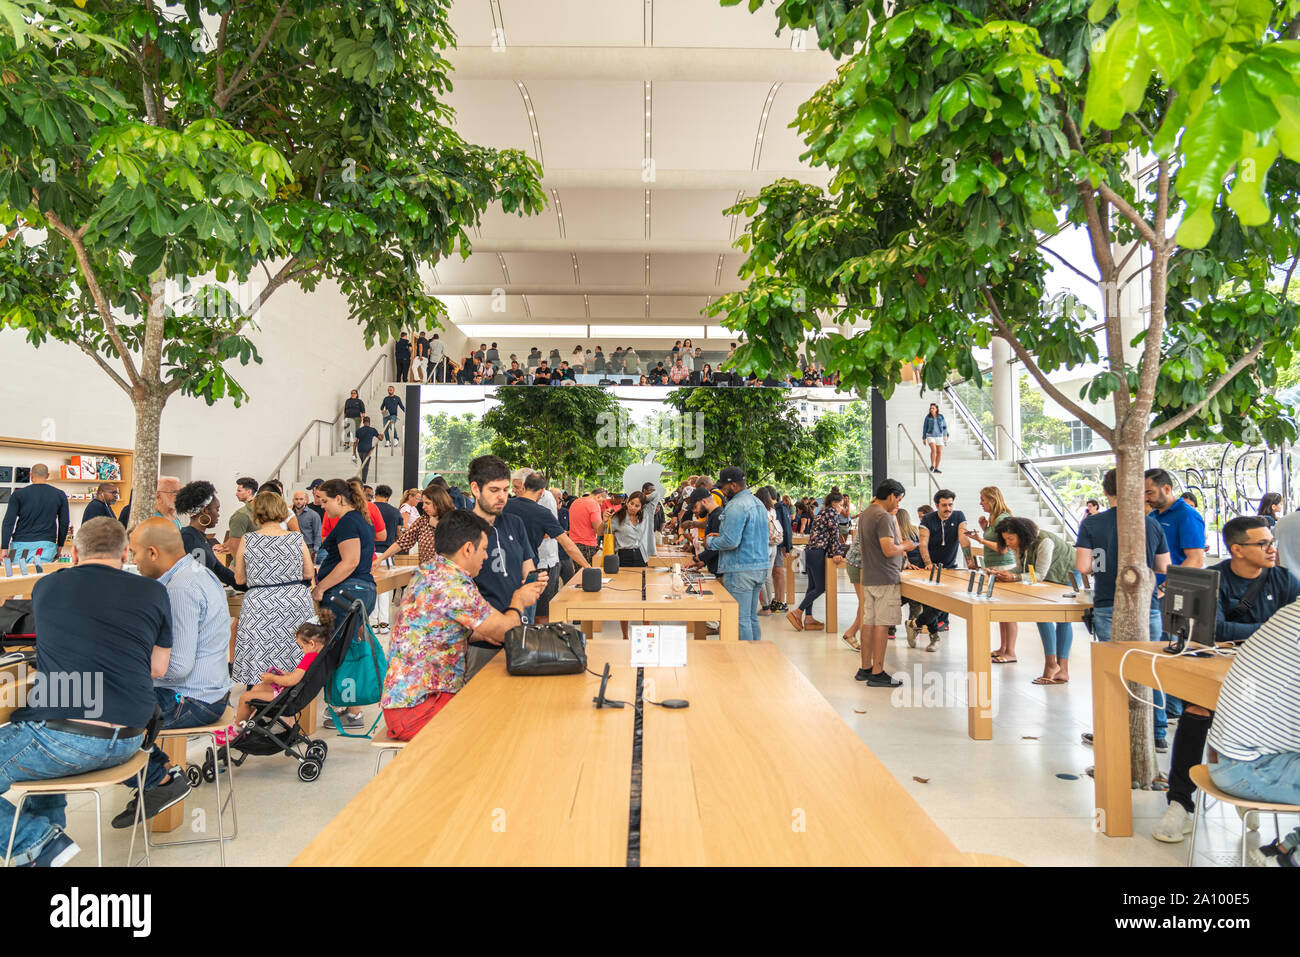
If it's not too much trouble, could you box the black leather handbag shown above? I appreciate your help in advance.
[503,622,587,676]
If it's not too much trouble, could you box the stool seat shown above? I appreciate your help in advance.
[7,750,150,793]
[156,708,237,738]
[370,737,408,749]
[1190,765,1300,813]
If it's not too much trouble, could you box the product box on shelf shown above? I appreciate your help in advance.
[71,454,98,477]
[60,464,82,480]
[97,457,121,481]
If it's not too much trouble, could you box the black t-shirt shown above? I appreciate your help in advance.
[374,501,402,551]
[319,509,375,585]
[473,511,538,613]
[82,498,116,523]
[921,509,967,567]
[701,507,724,574]
[504,496,565,555]
[395,339,411,360]
[355,426,381,455]
[1076,507,1168,608]
[308,502,325,522]
[16,564,172,727]
[181,525,237,587]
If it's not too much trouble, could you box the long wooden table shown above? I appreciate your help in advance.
[1091,641,1229,837]
[550,566,739,641]
[899,569,1092,740]
[293,642,970,866]
[0,562,70,600]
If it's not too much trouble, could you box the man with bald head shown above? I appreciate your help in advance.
[112,518,231,828]
[118,475,183,530]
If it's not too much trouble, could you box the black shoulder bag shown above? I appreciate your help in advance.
[504,622,587,676]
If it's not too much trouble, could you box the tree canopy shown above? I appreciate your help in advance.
[0,0,544,519]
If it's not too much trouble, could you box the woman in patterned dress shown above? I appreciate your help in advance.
[232,490,316,684]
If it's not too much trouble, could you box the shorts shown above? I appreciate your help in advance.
[577,543,600,563]
[383,691,455,741]
[846,562,860,586]
[926,436,945,447]
[860,584,903,627]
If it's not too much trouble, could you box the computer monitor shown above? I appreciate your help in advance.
[1162,566,1220,651]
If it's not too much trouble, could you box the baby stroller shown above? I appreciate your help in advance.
[201,600,364,784]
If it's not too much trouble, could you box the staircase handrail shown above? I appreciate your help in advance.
[991,423,1080,541]
[269,352,392,483]
[895,424,942,496]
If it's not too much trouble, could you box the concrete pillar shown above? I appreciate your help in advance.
[992,336,1019,460]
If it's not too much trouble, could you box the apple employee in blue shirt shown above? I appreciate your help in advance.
[1144,468,1207,731]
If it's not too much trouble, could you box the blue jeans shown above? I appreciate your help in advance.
[382,413,399,442]
[1210,753,1300,851]
[1092,604,1168,738]
[324,578,377,619]
[1036,621,1074,659]
[9,540,57,566]
[0,723,144,863]
[798,548,827,614]
[140,688,230,789]
[722,567,767,641]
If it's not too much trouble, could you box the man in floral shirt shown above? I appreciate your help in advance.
[380,510,546,741]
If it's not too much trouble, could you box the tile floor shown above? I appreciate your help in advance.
[59,585,1292,867]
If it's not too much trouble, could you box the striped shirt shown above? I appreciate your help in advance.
[156,555,234,704]
[1207,600,1300,761]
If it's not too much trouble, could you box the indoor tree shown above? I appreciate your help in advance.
[717,0,1300,784]
[0,0,544,522]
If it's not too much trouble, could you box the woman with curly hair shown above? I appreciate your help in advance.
[175,480,237,588]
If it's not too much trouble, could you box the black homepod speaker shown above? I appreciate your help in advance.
[603,552,620,574]
[582,567,603,592]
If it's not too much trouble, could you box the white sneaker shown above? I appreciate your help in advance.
[1152,802,1193,844]
[905,618,918,648]
[925,638,939,652]
[1235,805,1259,831]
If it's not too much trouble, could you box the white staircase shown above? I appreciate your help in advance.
[290,375,407,491]
[885,385,1073,542]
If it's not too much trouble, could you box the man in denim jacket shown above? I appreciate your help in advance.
[703,466,772,641]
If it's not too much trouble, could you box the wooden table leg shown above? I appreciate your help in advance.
[1093,650,1133,836]
[966,607,993,740]
[719,602,739,641]
[692,620,708,641]
[298,692,319,735]
[785,552,796,606]
[824,557,837,633]
[583,619,595,641]
[152,735,188,833]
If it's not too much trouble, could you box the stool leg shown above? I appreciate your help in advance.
[1187,790,1203,867]
[92,790,103,867]
[207,732,225,867]
[4,791,26,866]
[1240,811,1249,867]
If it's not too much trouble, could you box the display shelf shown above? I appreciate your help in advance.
[0,436,134,522]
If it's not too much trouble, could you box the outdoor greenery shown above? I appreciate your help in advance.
[0,0,545,521]
[482,387,639,491]
[421,412,492,483]
[717,0,1300,782]
[660,386,840,491]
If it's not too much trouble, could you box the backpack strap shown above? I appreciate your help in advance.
[1226,572,1271,623]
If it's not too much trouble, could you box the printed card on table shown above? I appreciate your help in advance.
[629,625,687,668]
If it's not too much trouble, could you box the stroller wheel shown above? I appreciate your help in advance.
[297,758,323,783]
[203,762,217,783]
[306,740,328,761]
[185,764,203,789]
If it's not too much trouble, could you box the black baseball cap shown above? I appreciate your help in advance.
[718,466,746,486]
[688,486,712,508]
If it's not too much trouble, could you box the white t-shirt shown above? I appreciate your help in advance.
[537,489,559,568]
[428,339,446,362]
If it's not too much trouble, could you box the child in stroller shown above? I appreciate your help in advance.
[193,600,364,785]
[224,611,332,741]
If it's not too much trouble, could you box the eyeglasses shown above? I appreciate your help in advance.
[1239,540,1277,550]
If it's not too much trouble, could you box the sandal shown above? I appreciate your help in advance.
[991,655,1018,663]
[786,611,804,632]
[842,632,861,652]
[1032,676,1067,685]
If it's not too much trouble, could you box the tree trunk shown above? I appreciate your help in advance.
[1113,434,1160,787]
[129,387,165,533]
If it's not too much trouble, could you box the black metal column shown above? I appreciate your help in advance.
[403,384,420,491]
[870,387,887,491]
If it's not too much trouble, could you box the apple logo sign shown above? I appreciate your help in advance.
[622,452,664,504]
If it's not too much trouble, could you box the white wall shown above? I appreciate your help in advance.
[0,278,387,534]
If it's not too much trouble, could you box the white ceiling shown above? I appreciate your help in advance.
[432,0,838,343]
